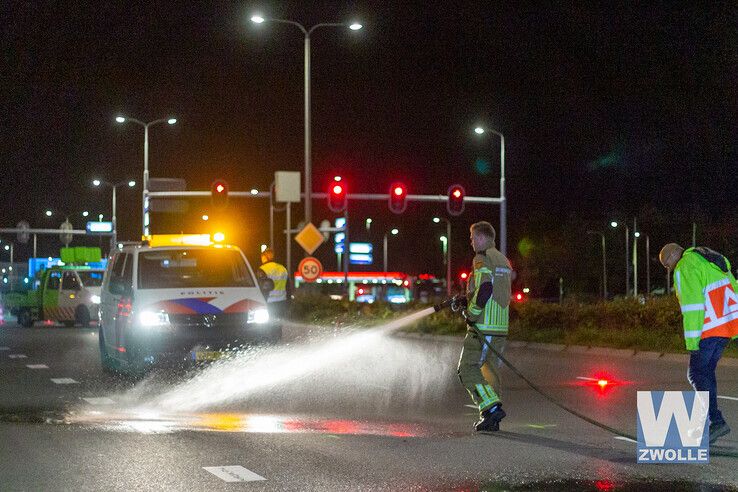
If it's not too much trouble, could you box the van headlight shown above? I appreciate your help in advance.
[139,311,170,327]
[247,308,270,324]
[90,295,101,304]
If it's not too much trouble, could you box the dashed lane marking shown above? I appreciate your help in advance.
[614,436,637,443]
[464,404,477,409]
[50,378,78,385]
[83,397,115,405]
[8,354,27,359]
[26,364,49,369]
[575,376,597,381]
[203,466,266,483]
[718,395,738,402]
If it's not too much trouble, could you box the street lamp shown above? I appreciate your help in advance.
[611,220,631,296]
[251,14,362,227]
[586,230,607,300]
[433,216,453,296]
[115,115,177,236]
[474,126,506,256]
[383,228,398,272]
[93,178,137,247]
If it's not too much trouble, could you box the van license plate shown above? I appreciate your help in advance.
[192,350,223,362]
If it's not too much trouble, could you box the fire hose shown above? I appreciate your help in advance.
[434,296,738,457]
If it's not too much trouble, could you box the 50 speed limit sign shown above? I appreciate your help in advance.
[298,257,323,283]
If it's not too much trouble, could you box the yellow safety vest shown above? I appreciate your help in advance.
[260,261,288,303]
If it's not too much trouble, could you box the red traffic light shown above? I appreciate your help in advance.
[328,177,347,213]
[388,182,407,214]
[447,184,465,216]
[460,272,468,280]
[211,179,229,209]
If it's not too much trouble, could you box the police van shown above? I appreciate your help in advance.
[98,234,279,373]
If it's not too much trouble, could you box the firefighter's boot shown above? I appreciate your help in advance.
[475,404,506,432]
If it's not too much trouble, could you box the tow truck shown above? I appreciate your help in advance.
[2,247,104,327]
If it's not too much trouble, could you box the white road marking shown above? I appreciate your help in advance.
[0,346,10,351]
[26,364,49,369]
[203,466,266,483]
[718,395,738,402]
[575,376,597,381]
[8,354,27,359]
[464,404,478,409]
[50,378,78,384]
[83,397,115,405]
[614,436,637,443]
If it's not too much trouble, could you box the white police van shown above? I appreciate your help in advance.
[98,234,279,373]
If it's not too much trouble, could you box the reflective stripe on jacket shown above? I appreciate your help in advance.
[260,261,288,303]
[466,247,512,335]
[674,247,738,350]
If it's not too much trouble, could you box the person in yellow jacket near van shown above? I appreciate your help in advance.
[258,248,288,320]
[660,243,738,444]
[458,221,513,432]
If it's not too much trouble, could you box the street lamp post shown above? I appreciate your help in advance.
[610,221,630,296]
[474,127,506,256]
[115,116,176,236]
[586,230,607,300]
[251,15,362,227]
[93,179,136,248]
[433,217,452,296]
[383,228,398,273]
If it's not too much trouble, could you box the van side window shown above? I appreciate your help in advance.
[121,254,133,286]
[112,254,126,278]
[46,271,62,291]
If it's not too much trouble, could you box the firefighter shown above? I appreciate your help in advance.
[458,221,513,432]
[258,248,288,320]
[659,243,738,444]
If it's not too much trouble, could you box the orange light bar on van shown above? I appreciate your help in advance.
[145,234,213,247]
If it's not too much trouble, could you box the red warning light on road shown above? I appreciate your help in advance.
[460,272,468,280]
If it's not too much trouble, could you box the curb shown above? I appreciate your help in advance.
[394,330,737,365]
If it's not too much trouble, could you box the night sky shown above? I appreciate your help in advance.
[2,2,737,293]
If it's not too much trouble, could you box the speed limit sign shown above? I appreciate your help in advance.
[298,257,323,283]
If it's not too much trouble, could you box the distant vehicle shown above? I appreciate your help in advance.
[2,266,104,328]
[294,271,412,304]
[98,234,278,374]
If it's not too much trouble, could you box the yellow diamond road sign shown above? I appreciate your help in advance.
[294,223,325,255]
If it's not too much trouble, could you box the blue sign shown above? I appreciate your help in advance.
[349,242,373,254]
[637,391,709,463]
[349,253,372,265]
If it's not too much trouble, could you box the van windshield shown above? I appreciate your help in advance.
[78,271,104,287]
[138,249,255,289]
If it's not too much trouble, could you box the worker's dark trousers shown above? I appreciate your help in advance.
[268,301,288,321]
[688,337,730,426]
[457,330,506,416]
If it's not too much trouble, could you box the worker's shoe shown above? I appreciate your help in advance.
[475,404,506,432]
[709,421,731,444]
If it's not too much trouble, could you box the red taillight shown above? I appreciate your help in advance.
[117,297,132,318]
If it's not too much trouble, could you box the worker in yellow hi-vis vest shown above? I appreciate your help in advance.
[258,248,288,320]
[458,221,512,432]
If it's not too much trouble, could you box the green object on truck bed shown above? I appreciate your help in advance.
[60,247,101,264]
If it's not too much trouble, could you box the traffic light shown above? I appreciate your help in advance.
[388,182,407,214]
[447,184,465,216]
[328,177,347,213]
[211,179,229,209]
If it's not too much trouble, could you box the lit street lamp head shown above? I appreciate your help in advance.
[167,118,177,125]
[610,221,618,228]
[92,179,101,187]
[349,23,363,30]
[45,210,52,217]
[474,127,485,135]
[82,211,89,217]
[251,15,265,24]
[391,228,399,235]
[433,217,441,223]
[128,180,136,187]
[115,116,125,123]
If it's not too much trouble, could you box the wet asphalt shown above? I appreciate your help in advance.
[0,320,737,491]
